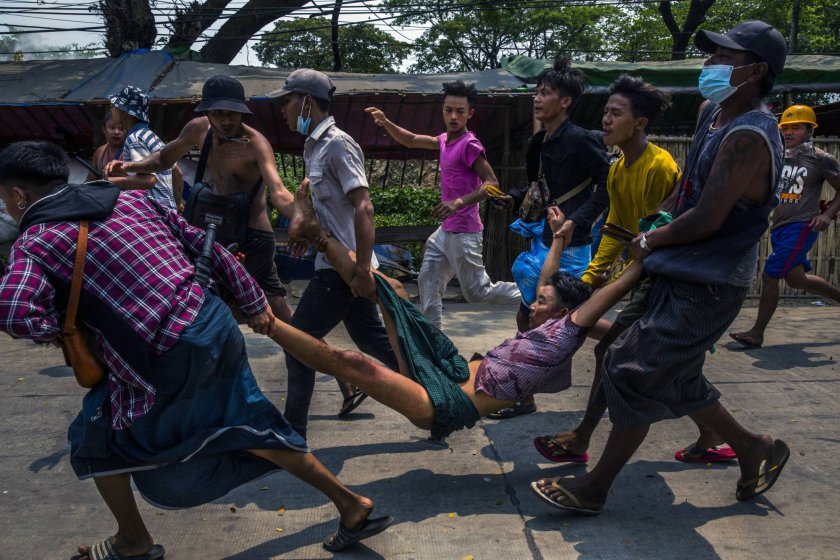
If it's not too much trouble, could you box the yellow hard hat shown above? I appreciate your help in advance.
[779,104,818,128]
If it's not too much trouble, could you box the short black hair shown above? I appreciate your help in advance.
[608,74,672,130]
[744,52,776,96]
[0,141,69,194]
[441,80,478,108]
[546,271,592,310]
[536,55,586,104]
[311,95,330,113]
[102,111,113,125]
[291,92,331,113]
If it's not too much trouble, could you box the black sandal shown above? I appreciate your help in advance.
[338,390,368,418]
[323,515,394,552]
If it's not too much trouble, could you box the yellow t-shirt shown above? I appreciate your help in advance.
[582,142,681,285]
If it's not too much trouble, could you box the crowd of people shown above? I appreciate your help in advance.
[1,17,836,560]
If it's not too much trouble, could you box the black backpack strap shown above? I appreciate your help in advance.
[195,128,213,183]
[248,177,264,202]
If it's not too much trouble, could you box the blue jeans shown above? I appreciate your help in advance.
[283,268,399,439]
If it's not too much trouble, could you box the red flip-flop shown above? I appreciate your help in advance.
[675,445,737,463]
[533,436,589,463]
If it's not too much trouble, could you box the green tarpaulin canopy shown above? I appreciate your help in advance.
[502,54,840,93]
[501,54,840,135]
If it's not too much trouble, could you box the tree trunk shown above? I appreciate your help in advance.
[99,0,157,57]
[198,0,309,64]
[166,0,234,52]
[658,0,716,61]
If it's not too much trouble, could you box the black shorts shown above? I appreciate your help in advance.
[239,228,287,298]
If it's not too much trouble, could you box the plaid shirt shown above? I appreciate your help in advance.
[0,189,267,430]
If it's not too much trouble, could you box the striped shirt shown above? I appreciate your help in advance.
[123,123,176,212]
[0,190,267,430]
[474,314,589,401]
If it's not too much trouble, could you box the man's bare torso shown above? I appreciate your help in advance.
[196,121,272,233]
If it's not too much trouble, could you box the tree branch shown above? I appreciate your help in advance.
[199,0,308,64]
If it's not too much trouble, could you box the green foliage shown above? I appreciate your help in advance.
[383,0,621,72]
[382,0,840,71]
[620,1,840,61]
[369,185,441,227]
[253,16,410,73]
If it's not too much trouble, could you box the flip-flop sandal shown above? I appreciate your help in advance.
[338,391,368,418]
[73,540,165,560]
[486,401,537,419]
[529,480,602,516]
[533,436,589,463]
[729,332,763,349]
[736,439,790,501]
[323,515,394,552]
[675,445,737,463]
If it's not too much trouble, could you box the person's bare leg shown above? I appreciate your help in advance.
[74,474,154,559]
[267,295,293,323]
[688,402,775,486]
[534,423,650,510]
[540,322,623,458]
[732,272,780,347]
[786,264,840,302]
[249,448,375,530]
[268,318,433,426]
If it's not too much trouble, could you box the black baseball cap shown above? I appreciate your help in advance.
[267,69,336,101]
[695,20,787,78]
[196,75,252,114]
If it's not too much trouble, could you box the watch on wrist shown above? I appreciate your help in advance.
[639,233,650,251]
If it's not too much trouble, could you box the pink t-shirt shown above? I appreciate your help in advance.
[438,131,485,233]
[474,315,589,402]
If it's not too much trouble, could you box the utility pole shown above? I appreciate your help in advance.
[331,0,343,71]
[785,0,802,107]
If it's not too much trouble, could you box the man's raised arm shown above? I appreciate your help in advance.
[365,107,438,150]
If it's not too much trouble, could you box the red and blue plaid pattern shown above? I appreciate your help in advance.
[0,190,267,429]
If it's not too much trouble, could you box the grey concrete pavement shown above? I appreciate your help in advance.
[1,297,839,559]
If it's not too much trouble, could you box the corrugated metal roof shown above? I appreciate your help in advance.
[2,51,840,154]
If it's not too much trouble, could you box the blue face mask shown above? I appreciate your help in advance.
[297,100,312,136]
[698,64,753,104]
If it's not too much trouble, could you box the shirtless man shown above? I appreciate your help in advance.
[106,75,295,321]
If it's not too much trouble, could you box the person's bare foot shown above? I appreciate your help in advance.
[680,430,727,460]
[733,433,775,489]
[729,330,764,349]
[532,474,607,512]
[288,179,323,242]
[74,534,156,559]
[338,495,375,531]
[545,430,590,456]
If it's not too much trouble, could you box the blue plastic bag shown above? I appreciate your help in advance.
[510,219,550,305]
